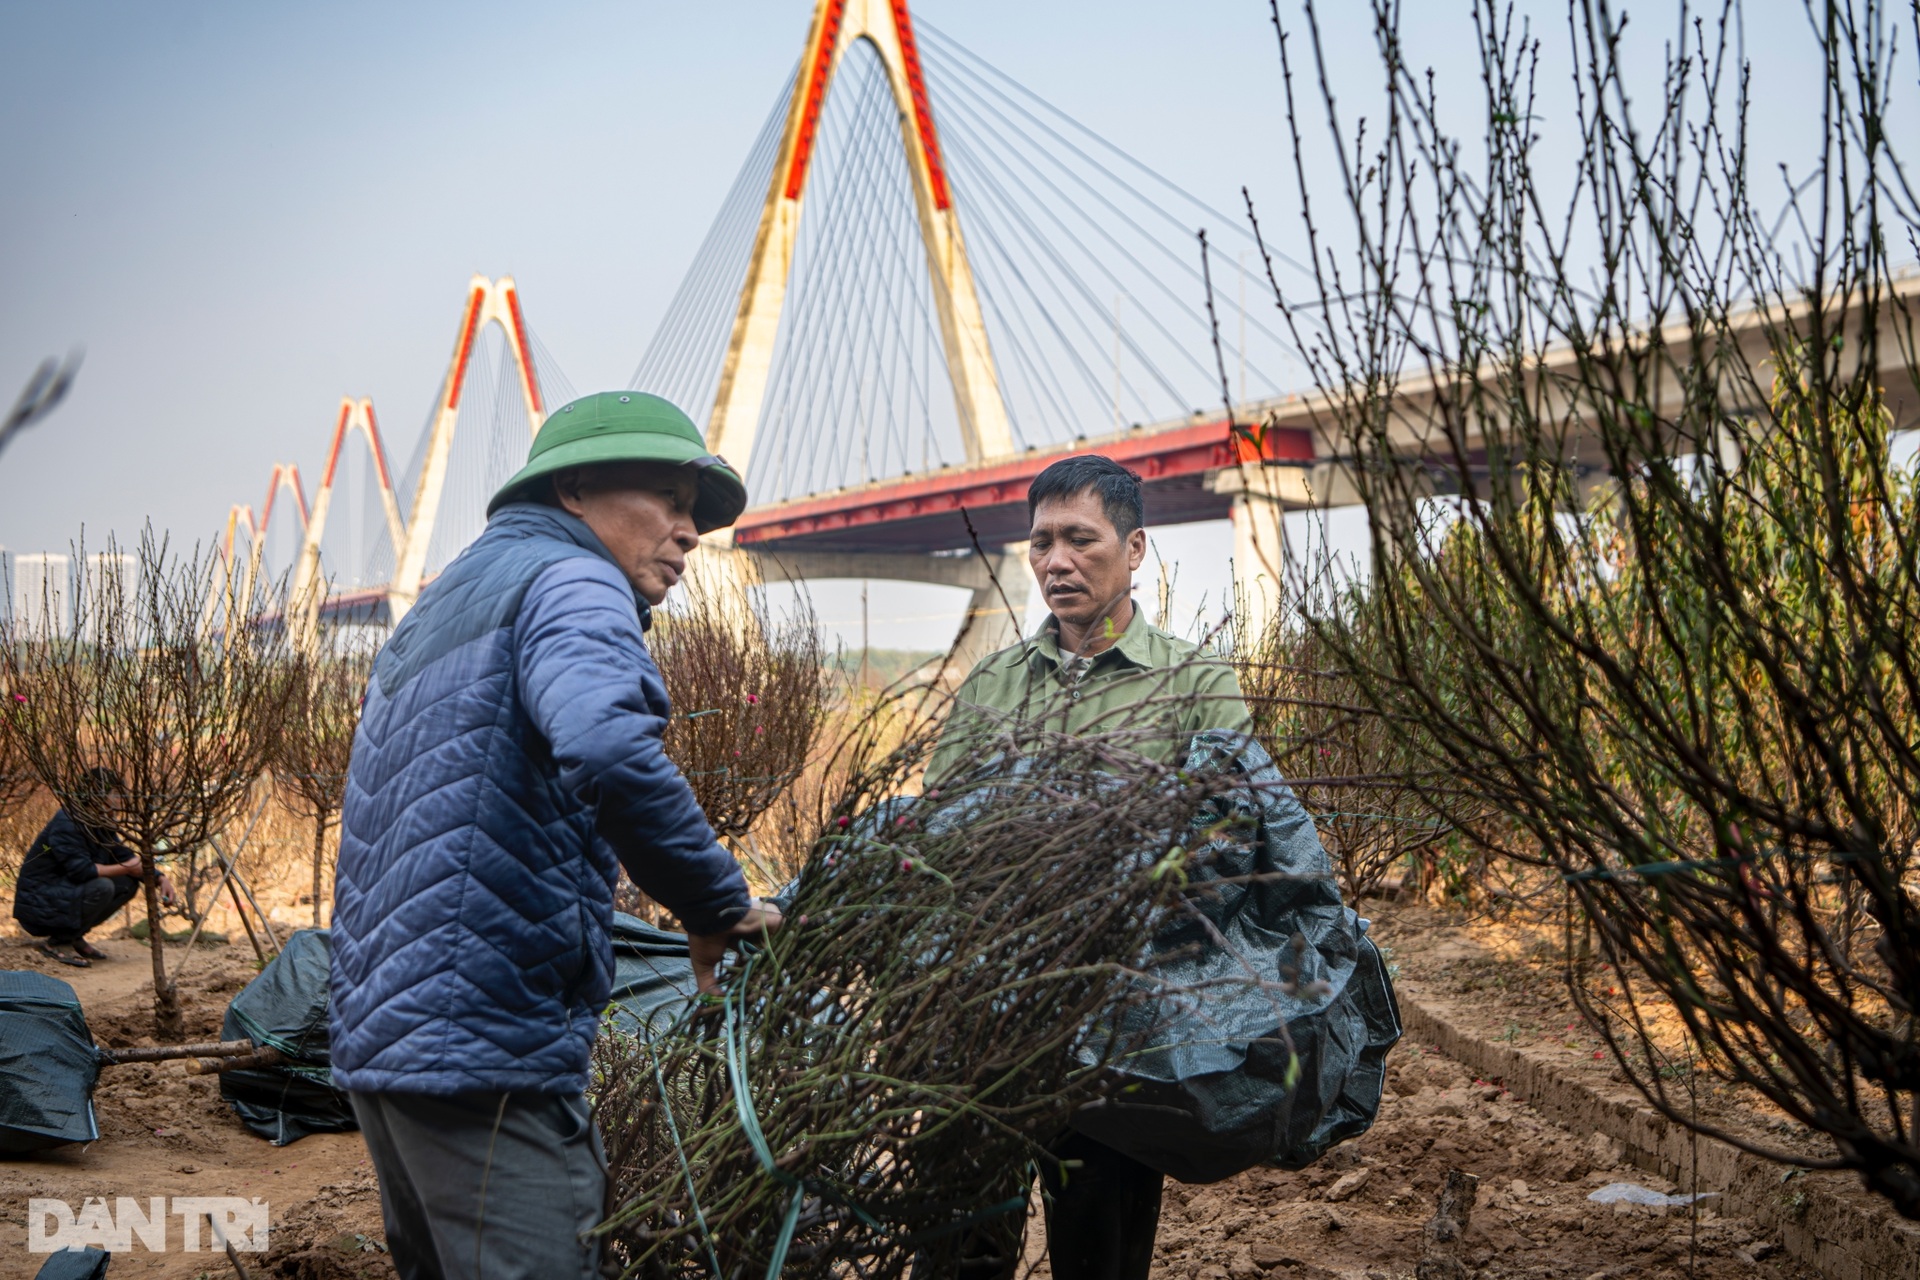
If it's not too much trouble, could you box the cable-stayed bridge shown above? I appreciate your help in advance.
[219,0,1914,660]
[219,274,574,648]
[221,0,1317,659]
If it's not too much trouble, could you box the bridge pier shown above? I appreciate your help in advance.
[1229,489,1288,645]
[1211,465,1309,645]
[946,544,1030,676]
[1213,461,1368,643]
[746,545,1032,678]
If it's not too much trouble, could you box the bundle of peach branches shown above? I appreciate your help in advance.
[593,693,1249,1278]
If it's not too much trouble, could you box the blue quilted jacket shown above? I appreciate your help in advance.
[328,503,751,1095]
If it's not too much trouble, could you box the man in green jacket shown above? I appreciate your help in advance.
[926,454,1252,1280]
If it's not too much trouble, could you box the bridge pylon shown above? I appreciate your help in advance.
[212,462,309,639]
[386,274,546,624]
[219,275,544,648]
[701,0,1020,655]
[706,0,1013,493]
[285,397,404,654]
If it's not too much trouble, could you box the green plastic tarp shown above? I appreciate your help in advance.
[0,970,99,1153]
[219,928,356,1146]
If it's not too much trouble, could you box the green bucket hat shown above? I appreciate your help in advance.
[488,391,748,533]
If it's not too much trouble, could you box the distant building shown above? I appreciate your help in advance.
[76,553,140,645]
[8,553,73,640]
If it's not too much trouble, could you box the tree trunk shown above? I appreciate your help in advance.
[310,816,327,929]
[1415,1169,1479,1280]
[138,848,183,1041]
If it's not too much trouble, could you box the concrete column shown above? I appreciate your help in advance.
[948,542,1031,676]
[743,543,1028,680]
[1208,463,1311,646]
[1230,491,1289,646]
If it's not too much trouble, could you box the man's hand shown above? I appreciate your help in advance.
[687,899,784,995]
[154,871,178,908]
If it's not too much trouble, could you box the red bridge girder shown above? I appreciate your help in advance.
[312,421,1314,619]
[734,417,1312,555]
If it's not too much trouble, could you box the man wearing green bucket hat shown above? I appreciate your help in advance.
[330,391,780,1279]
[489,388,751,536]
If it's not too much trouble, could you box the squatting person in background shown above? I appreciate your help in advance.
[12,767,175,968]
[329,391,781,1280]
[925,455,1252,1280]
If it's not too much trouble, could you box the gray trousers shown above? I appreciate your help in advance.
[350,1091,607,1280]
[46,875,140,945]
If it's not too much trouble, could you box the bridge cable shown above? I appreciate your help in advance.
[635,81,787,410]
[932,67,1302,380]
[759,51,946,499]
[629,69,794,415]
[942,121,1190,412]
[918,22,1316,281]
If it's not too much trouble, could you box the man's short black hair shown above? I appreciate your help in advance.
[1026,455,1145,538]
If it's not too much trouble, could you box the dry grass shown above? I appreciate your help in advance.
[1233,582,1453,903]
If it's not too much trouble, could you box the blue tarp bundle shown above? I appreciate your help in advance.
[220,928,356,1145]
[0,969,99,1153]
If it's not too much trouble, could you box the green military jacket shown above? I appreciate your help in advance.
[927,606,1252,782]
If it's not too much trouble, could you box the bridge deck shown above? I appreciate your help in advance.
[733,416,1312,555]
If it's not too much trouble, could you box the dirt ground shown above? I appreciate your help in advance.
[0,933,388,1280]
[1131,1041,1814,1280]
[1372,903,1853,1170]
[3,913,1839,1280]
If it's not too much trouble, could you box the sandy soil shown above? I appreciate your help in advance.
[1373,904,1849,1167]
[1134,1041,1814,1280]
[0,933,387,1280]
[0,913,1847,1280]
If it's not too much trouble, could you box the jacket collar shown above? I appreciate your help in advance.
[67,809,121,849]
[490,503,653,630]
[1005,601,1156,674]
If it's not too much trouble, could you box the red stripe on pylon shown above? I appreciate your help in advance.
[890,0,950,210]
[784,0,849,201]
[445,285,486,412]
[322,401,353,488]
[504,284,544,415]
[364,404,395,493]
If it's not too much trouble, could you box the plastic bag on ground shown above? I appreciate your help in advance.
[607,913,697,1035]
[1068,732,1402,1183]
[220,928,356,1145]
[1588,1182,1718,1206]
[0,970,99,1153]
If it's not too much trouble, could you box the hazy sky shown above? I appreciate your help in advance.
[0,0,1892,650]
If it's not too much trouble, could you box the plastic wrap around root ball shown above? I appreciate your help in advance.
[599,730,1398,1222]
[606,913,699,1036]
[0,970,99,1153]
[1069,731,1400,1182]
[595,730,1222,1277]
[220,928,357,1145]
